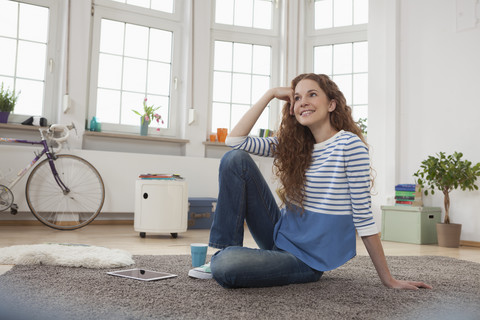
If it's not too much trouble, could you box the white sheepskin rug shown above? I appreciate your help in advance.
[0,243,134,268]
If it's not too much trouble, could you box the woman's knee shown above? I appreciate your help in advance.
[210,247,324,289]
[210,247,246,288]
[220,149,252,171]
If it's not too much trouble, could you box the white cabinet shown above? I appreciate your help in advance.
[134,179,188,238]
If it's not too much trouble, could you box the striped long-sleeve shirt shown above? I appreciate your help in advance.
[225,130,378,271]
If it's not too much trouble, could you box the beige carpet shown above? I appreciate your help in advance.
[0,255,479,319]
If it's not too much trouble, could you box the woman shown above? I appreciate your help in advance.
[192,73,432,290]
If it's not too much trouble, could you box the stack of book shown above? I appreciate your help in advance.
[395,184,423,206]
[258,129,275,138]
[138,173,183,180]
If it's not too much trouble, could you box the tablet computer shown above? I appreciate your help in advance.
[107,268,177,281]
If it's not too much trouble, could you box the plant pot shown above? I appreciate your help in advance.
[0,111,10,123]
[140,118,150,136]
[436,223,462,248]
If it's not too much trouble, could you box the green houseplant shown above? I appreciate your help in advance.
[356,117,367,136]
[0,83,20,123]
[414,151,480,247]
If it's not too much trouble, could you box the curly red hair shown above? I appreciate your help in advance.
[273,73,367,210]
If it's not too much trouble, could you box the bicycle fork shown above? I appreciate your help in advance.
[47,157,70,195]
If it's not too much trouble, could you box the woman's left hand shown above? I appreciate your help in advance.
[386,278,433,290]
[361,234,433,291]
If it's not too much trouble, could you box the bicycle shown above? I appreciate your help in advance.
[0,123,105,230]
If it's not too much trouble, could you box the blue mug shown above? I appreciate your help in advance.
[190,243,208,267]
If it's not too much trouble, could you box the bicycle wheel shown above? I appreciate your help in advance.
[0,185,14,212]
[26,154,105,230]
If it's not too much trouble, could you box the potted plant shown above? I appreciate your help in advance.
[132,98,163,136]
[414,151,480,247]
[356,117,367,136]
[0,83,20,123]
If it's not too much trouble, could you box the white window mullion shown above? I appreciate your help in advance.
[145,28,151,97]
[119,22,127,125]
[229,46,234,131]
[13,3,20,91]
[95,0,181,20]
[249,44,254,107]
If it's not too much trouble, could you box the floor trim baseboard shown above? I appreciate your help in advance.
[460,240,480,248]
[0,220,134,226]
[1,220,480,248]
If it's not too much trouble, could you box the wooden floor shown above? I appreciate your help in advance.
[1,225,480,275]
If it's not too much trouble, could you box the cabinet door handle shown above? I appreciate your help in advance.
[191,213,211,219]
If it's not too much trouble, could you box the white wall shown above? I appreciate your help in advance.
[56,0,89,150]
[370,0,480,242]
[0,145,277,220]
[368,0,400,232]
[0,145,216,218]
[3,0,480,242]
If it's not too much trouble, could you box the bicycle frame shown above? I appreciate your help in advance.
[1,123,104,230]
[0,130,68,193]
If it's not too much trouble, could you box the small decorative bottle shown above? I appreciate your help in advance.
[90,117,97,132]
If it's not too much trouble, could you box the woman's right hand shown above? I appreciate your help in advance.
[270,87,294,115]
[230,87,294,138]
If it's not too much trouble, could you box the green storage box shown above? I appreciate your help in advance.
[381,206,442,244]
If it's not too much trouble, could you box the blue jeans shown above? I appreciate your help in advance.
[209,150,323,288]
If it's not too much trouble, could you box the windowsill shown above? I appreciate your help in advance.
[202,141,229,147]
[0,123,44,131]
[83,130,190,144]
[0,124,190,144]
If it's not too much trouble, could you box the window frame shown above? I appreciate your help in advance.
[209,0,282,136]
[88,0,183,137]
[305,30,368,72]
[1,0,61,124]
[304,0,368,71]
[306,0,368,35]
[94,0,183,21]
[303,0,368,123]
[211,0,281,37]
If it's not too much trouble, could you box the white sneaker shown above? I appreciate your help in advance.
[188,262,212,279]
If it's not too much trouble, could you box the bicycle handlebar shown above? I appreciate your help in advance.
[41,122,76,144]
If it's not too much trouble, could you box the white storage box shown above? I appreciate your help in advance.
[134,179,188,238]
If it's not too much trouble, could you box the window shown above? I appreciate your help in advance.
[95,19,172,130]
[307,0,369,125]
[314,0,368,29]
[211,41,271,134]
[210,0,279,135]
[215,0,273,29]
[0,0,59,121]
[89,0,182,136]
[314,41,368,121]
